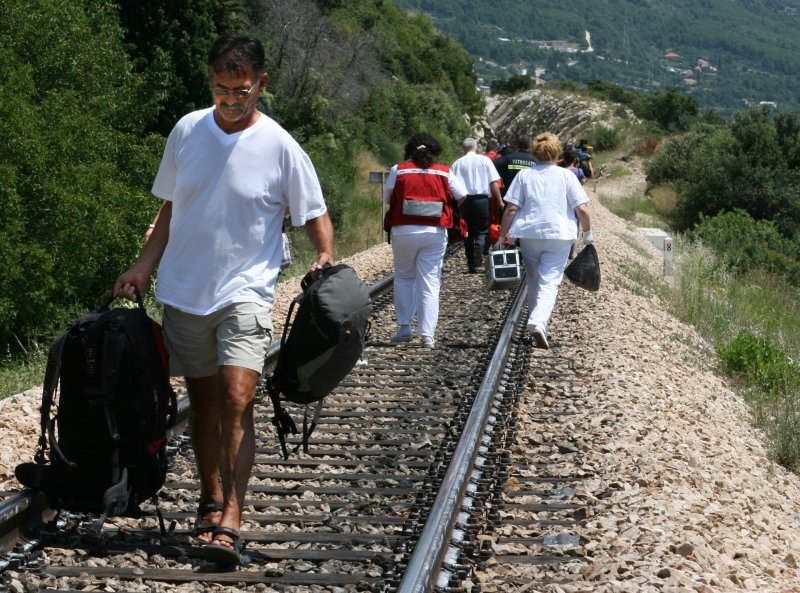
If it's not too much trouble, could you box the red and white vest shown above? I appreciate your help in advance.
[388,161,454,228]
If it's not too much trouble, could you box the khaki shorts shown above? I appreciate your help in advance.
[162,302,273,378]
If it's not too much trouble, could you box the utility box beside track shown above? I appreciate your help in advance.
[637,227,674,279]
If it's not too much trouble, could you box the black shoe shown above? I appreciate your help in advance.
[204,526,244,567]
[473,245,484,269]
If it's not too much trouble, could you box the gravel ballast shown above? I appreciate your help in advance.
[2,165,800,592]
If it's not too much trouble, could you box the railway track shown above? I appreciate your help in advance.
[0,249,594,592]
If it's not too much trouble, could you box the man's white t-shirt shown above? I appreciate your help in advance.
[504,163,589,240]
[450,151,500,195]
[152,108,327,314]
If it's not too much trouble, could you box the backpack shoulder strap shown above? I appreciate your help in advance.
[265,377,297,460]
[102,325,126,440]
[37,299,114,465]
[101,323,127,501]
[296,400,324,455]
[40,296,114,425]
[39,330,68,448]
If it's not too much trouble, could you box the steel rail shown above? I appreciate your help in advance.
[396,277,527,593]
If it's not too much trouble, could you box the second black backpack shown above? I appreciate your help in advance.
[266,264,372,458]
[15,293,177,529]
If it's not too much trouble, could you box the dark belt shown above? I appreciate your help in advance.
[466,194,489,199]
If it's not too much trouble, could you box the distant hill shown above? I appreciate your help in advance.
[392,0,800,115]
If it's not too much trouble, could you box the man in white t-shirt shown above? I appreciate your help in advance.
[451,138,503,272]
[114,35,334,566]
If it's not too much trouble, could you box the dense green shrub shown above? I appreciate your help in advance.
[588,125,621,151]
[717,330,798,394]
[303,132,358,231]
[491,75,534,95]
[689,211,800,284]
[717,329,800,472]
[646,108,800,237]
[585,79,638,106]
[639,89,699,133]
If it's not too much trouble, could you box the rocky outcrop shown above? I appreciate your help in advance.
[471,88,637,147]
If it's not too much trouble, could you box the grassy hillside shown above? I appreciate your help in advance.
[394,0,800,114]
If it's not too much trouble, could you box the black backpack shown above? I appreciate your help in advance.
[579,158,593,179]
[266,264,372,458]
[15,292,177,530]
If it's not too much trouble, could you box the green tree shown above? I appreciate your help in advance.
[114,0,242,135]
[641,88,699,132]
[0,0,163,348]
[242,0,475,161]
[491,75,534,95]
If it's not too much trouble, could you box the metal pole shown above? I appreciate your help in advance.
[381,171,389,243]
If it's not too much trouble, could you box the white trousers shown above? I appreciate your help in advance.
[391,231,447,338]
[518,238,574,335]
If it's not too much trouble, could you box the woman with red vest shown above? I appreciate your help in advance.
[383,133,467,348]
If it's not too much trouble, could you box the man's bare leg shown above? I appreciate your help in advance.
[186,374,224,543]
[209,365,259,550]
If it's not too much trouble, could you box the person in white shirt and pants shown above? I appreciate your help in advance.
[493,132,592,349]
[451,138,503,273]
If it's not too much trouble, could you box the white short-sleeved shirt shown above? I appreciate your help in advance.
[152,108,327,314]
[504,163,589,240]
[450,151,501,195]
[382,164,467,237]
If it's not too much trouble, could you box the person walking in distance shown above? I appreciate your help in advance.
[484,139,500,161]
[492,134,537,196]
[492,132,592,349]
[561,149,587,260]
[383,133,467,348]
[576,139,595,179]
[562,149,587,185]
[113,34,335,566]
[450,137,503,273]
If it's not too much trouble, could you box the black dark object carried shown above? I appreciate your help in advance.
[266,264,372,458]
[383,208,392,243]
[15,290,177,532]
[447,204,468,244]
[564,243,601,292]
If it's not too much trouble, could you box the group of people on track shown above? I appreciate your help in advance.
[383,131,594,352]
